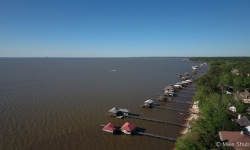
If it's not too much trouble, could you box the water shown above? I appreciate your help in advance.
[0,58,207,150]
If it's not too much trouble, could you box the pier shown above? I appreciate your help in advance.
[154,106,196,114]
[126,115,189,128]
[101,124,177,142]
[177,91,195,94]
[175,95,193,98]
[165,100,195,105]
[183,87,196,90]
[137,132,176,142]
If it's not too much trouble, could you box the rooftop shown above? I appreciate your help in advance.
[237,116,250,127]
[219,131,250,150]
[108,107,130,113]
[102,123,116,133]
[144,99,153,104]
[121,122,136,132]
[240,89,250,99]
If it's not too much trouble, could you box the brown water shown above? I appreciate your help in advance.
[0,58,208,150]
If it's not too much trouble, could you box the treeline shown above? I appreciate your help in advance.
[191,57,250,91]
[176,57,250,150]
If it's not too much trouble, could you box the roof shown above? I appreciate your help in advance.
[229,106,236,110]
[176,82,183,85]
[219,131,250,150]
[108,107,120,113]
[121,122,136,132]
[108,107,130,113]
[144,99,153,104]
[164,85,174,90]
[103,123,116,132]
[164,90,174,94]
[240,89,250,99]
[237,116,250,127]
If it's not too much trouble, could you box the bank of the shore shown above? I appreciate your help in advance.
[175,58,250,150]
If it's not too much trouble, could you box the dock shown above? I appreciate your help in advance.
[137,132,176,142]
[101,124,177,142]
[166,100,195,105]
[126,115,189,128]
[177,91,195,94]
[174,95,193,98]
[183,87,196,90]
[154,106,196,114]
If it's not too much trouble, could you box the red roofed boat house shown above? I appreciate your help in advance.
[102,123,117,134]
[120,122,136,135]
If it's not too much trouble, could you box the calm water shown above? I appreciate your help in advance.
[0,58,207,150]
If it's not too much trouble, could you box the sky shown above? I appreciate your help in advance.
[0,0,250,57]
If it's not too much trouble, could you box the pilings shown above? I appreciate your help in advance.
[126,115,189,128]
[177,91,195,94]
[165,100,195,105]
[174,95,193,98]
[154,106,196,114]
[137,132,177,142]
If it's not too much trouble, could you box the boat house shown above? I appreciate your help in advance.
[108,107,130,117]
[102,123,117,134]
[120,122,136,135]
[164,85,174,92]
[158,95,168,101]
[142,99,154,108]
[164,90,174,96]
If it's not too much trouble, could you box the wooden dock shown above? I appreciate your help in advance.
[137,132,176,142]
[166,100,195,105]
[154,106,196,114]
[101,124,176,142]
[126,115,189,128]
[177,91,195,94]
[183,87,196,90]
[175,95,193,98]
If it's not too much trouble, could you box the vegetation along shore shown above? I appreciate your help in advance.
[176,57,250,150]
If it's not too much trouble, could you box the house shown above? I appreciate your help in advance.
[229,106,236,112]
[142,99,153,108]
[231,68,240,76]
[120,122,136,134]
[240,89,250,103]
[108,107,130,117]
[237,116,250,134]
[219,131,250,150]
[164,85,174,92]
[102,123,117,134]
[218,115,250,150]
[226,86,234,92]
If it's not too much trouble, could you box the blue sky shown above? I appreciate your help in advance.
[0,0,250,57]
